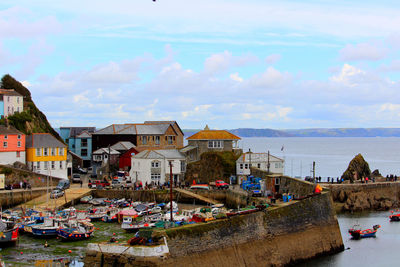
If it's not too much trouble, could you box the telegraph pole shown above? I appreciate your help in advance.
[248,149,252,175]
[169,161,173,222]
[267,150,270,174]
[312,161,316,182]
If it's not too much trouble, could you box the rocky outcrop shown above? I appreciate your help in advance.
[327,183,400,212]
[342,154,371,183]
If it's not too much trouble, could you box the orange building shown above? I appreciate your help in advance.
[0,125,25,165]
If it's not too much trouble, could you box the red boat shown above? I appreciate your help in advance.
[389,210,400,221]
[348,225,380,239]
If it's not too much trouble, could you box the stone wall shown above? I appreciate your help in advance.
[326,182,400,211]
[1,165,61,188]
[251,168,317,197]
[0,188,54,208]
[85,192,344,267]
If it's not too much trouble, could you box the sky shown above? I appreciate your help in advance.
[1,0,400,130]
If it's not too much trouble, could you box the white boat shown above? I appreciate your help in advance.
[121,216,155,232]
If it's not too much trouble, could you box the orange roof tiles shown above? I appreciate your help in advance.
[187,130,240,140]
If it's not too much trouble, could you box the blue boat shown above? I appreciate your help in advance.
[31,218,64,237]
[348,224,381,239]
[57,221,94,241]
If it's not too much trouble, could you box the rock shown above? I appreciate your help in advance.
[338,190,346,202]
[341,154,371,183]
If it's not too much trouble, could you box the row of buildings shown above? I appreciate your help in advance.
[0,119,284,184]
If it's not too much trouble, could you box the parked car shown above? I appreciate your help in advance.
[72,174,81,183]
[209,180,229,189]
[88,180,110,189]
[50,188,64,199]
[78,167,88,174]
[111,179,132,189]
[56,180,70,190]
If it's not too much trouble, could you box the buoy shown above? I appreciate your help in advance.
[20,251,23,255]
[68,250,72,253]
[42,231,45,234]
[113,233,116,236]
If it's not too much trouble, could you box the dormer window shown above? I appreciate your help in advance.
[4,135,7,139]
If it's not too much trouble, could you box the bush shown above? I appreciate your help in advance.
[2,167,13,176]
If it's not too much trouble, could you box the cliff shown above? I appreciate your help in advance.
[0,74,62,142]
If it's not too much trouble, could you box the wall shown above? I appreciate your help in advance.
[85,192,344,267]
[0,187,54,208]
[326,182,400,212]
[1,165,62,188]
[0,151,25,165]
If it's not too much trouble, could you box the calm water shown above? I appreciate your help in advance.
[240,137,400,178]
[300,211,400,267]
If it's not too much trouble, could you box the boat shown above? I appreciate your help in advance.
[121,216,155,232]
[0,220,18,246]
[80,195,93,204]
[57,220,95,241]
[31,218,64,237]
[389,210,400,221]
[102,207,120,223]
[88,207,108,221]
[348,225,381,239]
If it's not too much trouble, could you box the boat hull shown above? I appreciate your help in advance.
[57,229,94,241]
[0,227,18,246]
[31,227,58,237]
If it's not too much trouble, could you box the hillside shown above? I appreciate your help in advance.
[0,74,63,141]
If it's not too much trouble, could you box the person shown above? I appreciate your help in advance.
[20,181,23,189]
[327,177,330,183]
[80,179,83,188]
[365,177,369,184]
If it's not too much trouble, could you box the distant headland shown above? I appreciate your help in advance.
[183,128,400,137]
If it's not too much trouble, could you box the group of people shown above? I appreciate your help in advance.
[5,181,31,190]
[386,174,398,182]
[314,176,344,184]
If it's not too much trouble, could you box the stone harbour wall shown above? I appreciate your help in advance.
[0,188,54,208]
[326,182,400,212]
[85,192,344,267]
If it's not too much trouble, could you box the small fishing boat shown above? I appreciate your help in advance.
[102,207,120,223]
[88,207,108,221]
[348,225,381,239]
[0,220,18,246]
[389,210,400,221]
[31,218,64,237]
[80,195,93,204]
[57,220,95,241]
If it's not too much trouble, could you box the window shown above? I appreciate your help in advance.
[44,148,48,156]
[167,136,173,145]
[17,135,21,139]
[59,148,64,156]
[16,151,20,158]
[81,149,88,157]
[36,161,40,170]
[245,164,248,169]
[208,140,223,148]
[7,107,9,112]
[17,141,21,147]
[44,161,48,170]
[7,97,9,102]
[151,161,160,168]
[275,163,282,168]
[17,97,19,103]
[59,161,63,169]
[3,142,7,148]
[4,135,7,139]
[36,148,41,156]
[257,163,261,168]
[51,148,55,156]
[51,161,55,170]
[240,163,243,169]
[142,136,148,145]
[81,138,88,147]
[151,173,161,181]
[155,136,160,145]
[181,161,186,172]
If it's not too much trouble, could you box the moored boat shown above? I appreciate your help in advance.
[57,220,95,241]
[31,218,64,237]
[0,221,18,246]
[348,225,381,239]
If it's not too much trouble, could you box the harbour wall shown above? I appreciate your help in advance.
[85,173,344,267]
[92,189,249,208]
[85,191,344,267]
[0,188,54,208]
[325,182,400,212]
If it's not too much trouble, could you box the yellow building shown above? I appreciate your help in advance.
[26,133,68,179]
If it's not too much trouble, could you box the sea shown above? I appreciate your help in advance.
[240,137,400,178]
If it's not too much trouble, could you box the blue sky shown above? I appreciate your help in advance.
[1,0,400,129]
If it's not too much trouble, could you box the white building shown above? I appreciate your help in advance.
[130,149,186,186]
[0,89,23,117]
[236,152,284,177]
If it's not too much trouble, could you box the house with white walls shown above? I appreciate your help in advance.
[0,89,23,117]
[130,149,186,186]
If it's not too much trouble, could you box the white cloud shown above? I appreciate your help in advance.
[230,72,243,82]
[204,51,257,74]
[248,67,291,88]
[330,64,366,87]
[339,42,387,61]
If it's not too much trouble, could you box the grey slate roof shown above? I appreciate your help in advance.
[94,123,171,135]
[92,147,120,155]
[60,127,96,138]
[0,89,22,97]
[0,125,23,135]
[111,141,136,151]
[180,145,197,153]
[133,149,185,159]
[26,133,66,148]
